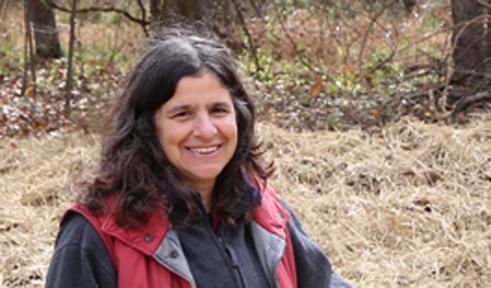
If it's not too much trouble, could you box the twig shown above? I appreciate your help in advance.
[49,1,149,33]
[357,0,397,68]
[356,49,396,85]
[453,91,491,113]
[478,0,491,9]
[21,0,36,97]
[446,14,491,63]
[323,5,356,64]
[248,0,264,19]
[64,0,76,113]
[316,2,328,64]
[397,26,450,56]
[231,0,261,74]
[20,0,29,97]
[136,0,148,37]
[27,20,36,90]
[271,0,319,74]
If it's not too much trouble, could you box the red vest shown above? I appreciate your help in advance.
[70,185,298,288]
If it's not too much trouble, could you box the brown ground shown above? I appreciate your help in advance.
[0,114,490,287]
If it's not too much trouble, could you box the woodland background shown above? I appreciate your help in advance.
[0,0,490,287]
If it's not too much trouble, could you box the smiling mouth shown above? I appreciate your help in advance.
[187,145,220,155]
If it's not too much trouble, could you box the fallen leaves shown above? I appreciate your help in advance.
[0,59,124,139]
[309,76,324,97]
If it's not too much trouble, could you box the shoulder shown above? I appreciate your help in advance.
[56,212,111,258]
[46,213,117,288]
[57,212,95,242]
[255,182,283,207]
[252,184,290,235]
[261,184,292,219]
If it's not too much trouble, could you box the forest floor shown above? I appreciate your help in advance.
[0,113,490,287]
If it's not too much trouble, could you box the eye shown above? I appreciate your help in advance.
[171,110,191,119]
[211,105,230,115]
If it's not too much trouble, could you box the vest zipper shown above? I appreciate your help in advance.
[204,216,246,288]
[218,236,247,288]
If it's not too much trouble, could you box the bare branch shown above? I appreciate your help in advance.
[230,0,262,74]
[478,0,491,9]
[453,91,491,113]
[21,0,30,97]
[21,0,37,97]
[248,0,264,19]
[48,0,149,28]
[357,0,397,68]
[64,0,76,113]
[136,0,148,36]
[271,0,319,75]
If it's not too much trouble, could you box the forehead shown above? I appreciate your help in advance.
[165,72,233,106]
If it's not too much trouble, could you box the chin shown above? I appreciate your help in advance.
[193,172,221,181]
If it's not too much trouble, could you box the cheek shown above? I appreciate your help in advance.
[158,130,185,167]
[156,129,170,157]
[155,120,179,156]
[154,112,166,147]
[159,126,185,151]
[226,120,239,148]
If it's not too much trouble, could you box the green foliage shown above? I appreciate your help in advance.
[422,13,445,29]
[0,40,22,76]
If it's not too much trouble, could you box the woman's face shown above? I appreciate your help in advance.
[154,72,238,194]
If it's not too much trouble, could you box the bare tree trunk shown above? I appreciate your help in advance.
[451,0,491,88]
[150,0,210,27]
[402,0,417,13]
[178,0,205,21]
[64,0,76,113]
[27,0,62,59]
[21,0,36,96]
[21,0,30,96]
[150,0,171,23]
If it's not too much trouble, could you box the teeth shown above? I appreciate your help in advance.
[190,146,218,154]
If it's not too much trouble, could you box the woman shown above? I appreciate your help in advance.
[46,30,350,288]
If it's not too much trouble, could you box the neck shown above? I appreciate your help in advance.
[190,181,215,212]
[200,192,212,212]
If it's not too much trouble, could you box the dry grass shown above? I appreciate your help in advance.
[0,115,490,287]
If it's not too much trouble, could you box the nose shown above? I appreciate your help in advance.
[192,114,217,139]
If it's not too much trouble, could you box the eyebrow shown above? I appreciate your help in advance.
[165,104,192,116]
[165,101,233,115]
[211,101,233,108]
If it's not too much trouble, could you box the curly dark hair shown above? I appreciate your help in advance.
[79,29,272,229]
